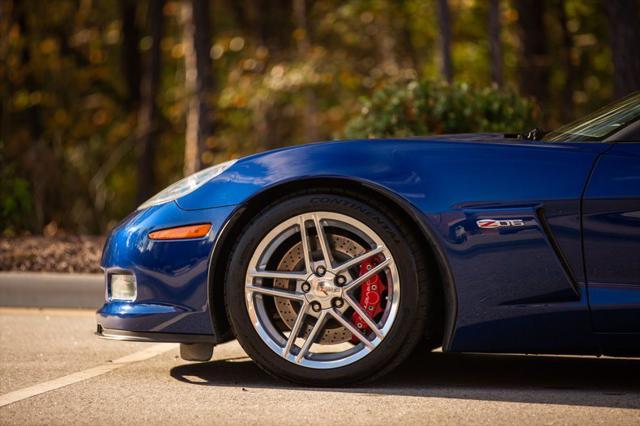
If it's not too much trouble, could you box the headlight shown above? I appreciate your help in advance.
[137,160,236,210]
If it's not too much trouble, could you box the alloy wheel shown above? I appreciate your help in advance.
[244,211,400,369]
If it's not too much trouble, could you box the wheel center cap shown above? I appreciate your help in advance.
[305,272,341,308]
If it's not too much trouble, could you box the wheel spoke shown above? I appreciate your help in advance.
[312,214,333,268]
[246,285,305,301]
[282,303,309,357]
[298,217,313,275]
[335,246,385,273]
[343,258,392,292]
[295,310,328,363]
[248,270,307,281]
[328,309,375,350]
[344,294,385,340]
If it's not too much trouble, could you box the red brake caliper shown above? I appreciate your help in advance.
[351,258,385,342]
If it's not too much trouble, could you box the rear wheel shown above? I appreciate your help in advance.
[225,192,429,385]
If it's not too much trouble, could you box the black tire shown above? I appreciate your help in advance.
[224,190,432,386]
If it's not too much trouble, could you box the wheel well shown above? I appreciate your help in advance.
[208,177,454,348]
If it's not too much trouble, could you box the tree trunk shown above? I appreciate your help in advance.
[604,0,640,99]
[515,0,549,104]
[182,0,215,176]
[436,0,453,83]
[257,0,293,55]
[488,0,502,86]
[293,0,310,53]
[1,0,12,150]
[399,0,420,70]
[558,1,574,121]
[119,0,141,107]
[292,0,318,142]
[227,0,249,30]
[135,0,164,204]
[225,0,291,55]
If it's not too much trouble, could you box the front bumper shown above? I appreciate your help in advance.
[96,201,236,342]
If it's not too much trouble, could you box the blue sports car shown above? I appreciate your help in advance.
[97,93,640,385]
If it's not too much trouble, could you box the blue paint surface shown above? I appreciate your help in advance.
[97,201,235,336]
[584,143,640,338]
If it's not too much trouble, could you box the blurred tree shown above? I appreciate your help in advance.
[135,0,165,204]
[515,0,549,106]
[182,0,215,175]
[603,0,640,99]
[120,0,141,107]
[436,0,453,82]
[293,0,318,142]
[399,0,420,71]
[556,0,574,121]
[223,0,296,150]
[488,0,503,86]
[226,0,293,54]
[8,1,48,230]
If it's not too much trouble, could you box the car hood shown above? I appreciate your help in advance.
[176,133,572,211]
[231,132,529,167]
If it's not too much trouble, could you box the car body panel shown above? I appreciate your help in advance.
[584,142,640,338]
[97,201,235,338]
[176,138,610,353]
[95,135,640,356]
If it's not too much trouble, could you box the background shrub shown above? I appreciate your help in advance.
[344,80,539,139]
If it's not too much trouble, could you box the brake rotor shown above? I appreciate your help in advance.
[274,234,365,344]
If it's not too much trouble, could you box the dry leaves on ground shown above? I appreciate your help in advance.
[0,236,105,273]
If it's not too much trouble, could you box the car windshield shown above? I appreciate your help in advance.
[543,92,640,142]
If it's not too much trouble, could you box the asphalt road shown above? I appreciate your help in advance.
[1,274,640,424]
[0,272,104,309]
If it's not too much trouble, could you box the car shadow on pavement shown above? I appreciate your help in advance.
[170,349,640,409]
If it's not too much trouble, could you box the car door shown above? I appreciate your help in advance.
[584,140,640,333]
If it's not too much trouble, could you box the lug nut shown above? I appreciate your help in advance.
[370,284,377,291]
[311,302,322,312]
[335,275,347,286]
[368,305,375,311]
[333,298,344,308]
[301,282,311,293]
[316,265,326,276]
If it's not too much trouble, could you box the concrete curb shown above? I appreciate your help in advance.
[0,272,104,309]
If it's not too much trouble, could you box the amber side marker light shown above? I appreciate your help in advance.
[148,223,211,240]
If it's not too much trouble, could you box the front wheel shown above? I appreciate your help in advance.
[225,192,430,385]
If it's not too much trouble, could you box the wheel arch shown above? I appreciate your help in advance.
[207,176,457,350]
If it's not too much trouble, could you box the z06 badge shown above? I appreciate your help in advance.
[476,219,526,229]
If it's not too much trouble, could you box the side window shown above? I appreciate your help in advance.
[611,121,640,142]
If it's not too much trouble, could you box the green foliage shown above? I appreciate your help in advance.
[345,80,538,138]
[0,168,32,236]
